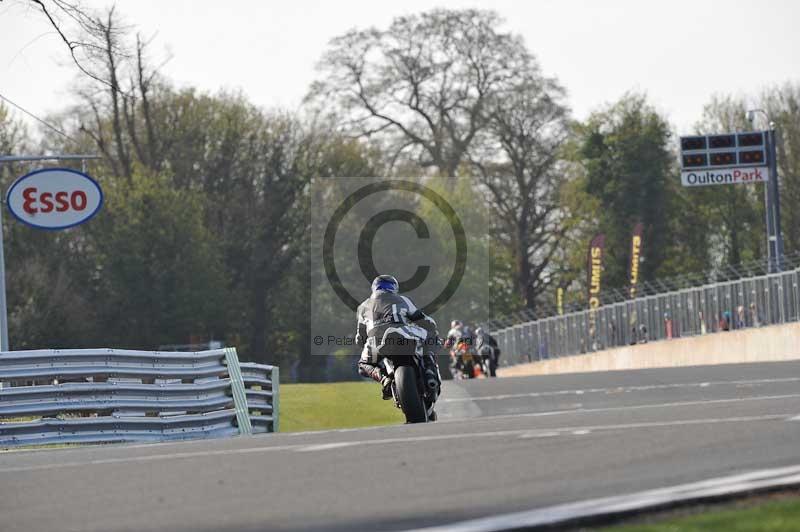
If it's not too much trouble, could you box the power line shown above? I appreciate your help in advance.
[0,91,79,145]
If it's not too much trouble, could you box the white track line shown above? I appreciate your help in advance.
[441,377,800,403]
[0,413,789,473]
[450,393,800,423]
[407,464,800,532]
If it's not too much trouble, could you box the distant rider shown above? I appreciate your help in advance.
[475,327,500,377]
[445,320,479,376]
[356,275,442,406]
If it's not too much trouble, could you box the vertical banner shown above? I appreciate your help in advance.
[587,233,605,309]
[557,287,564,315]
[627,222,644,298]
[587,233,605,350]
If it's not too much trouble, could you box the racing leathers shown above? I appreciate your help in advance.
[356,290,442,398]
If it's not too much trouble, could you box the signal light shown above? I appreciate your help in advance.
[681,136,706,151]
[708,134,736,149]
[710,152,736,166]
[682,153,707,168]
[739,150,765,165]
[737,132,764,147]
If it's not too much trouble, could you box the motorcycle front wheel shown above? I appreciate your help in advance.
[395,365,427,423]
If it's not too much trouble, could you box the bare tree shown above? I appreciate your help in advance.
[20,0,122,87]
[308,9,534,176]
[472,77,572,309]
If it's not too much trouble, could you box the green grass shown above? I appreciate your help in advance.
[279,381,405,432]
[604,497,800,531]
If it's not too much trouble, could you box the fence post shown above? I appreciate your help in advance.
[223,347,253,436]
[271,366,280,433]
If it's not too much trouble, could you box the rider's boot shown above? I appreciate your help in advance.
[381,375,393,400]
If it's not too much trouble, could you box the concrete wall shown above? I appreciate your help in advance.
[497,322,800,377]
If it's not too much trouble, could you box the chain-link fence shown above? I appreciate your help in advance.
[490,266,800,365]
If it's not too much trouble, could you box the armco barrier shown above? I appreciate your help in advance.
[0,347,279,447]
[491,267,800,365]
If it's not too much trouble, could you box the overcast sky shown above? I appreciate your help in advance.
[1,0,798,137]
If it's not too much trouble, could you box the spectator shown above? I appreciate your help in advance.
[664,312,673,339]
[638,323,648,343]
[736,305,746,329]
[722,310,732,331]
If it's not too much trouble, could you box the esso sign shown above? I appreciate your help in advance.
[6,168,103,230]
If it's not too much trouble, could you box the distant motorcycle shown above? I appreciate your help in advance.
[450,342,482,380]
[479,344,497,377]
[377,330,439,423]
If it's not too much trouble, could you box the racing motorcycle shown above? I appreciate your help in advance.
[450,341,482,380]
[478,344,497,378]
[377,330,439,423]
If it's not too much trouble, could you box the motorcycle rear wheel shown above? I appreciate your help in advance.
[396,365,427,423]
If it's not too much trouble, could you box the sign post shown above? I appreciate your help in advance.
[765,128,784,272]
[0,155,101,351]
[0,207,8,351]
[679,131,784,272]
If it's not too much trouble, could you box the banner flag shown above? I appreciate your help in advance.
[628,222,644,298]
[587,233,605,309]
[557,287,564,315]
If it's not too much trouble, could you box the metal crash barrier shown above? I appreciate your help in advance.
[491,267,800,365]
[0,347,279,447]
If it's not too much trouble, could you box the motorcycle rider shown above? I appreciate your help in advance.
[356,275,442,407]
[475,327,500,377]
[445,320,479,377]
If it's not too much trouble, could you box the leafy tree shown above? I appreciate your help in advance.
[572,93,679,290]
[85,173,227,348]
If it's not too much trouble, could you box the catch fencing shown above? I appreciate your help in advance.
[491,267,800,365]
[0,347,279,447]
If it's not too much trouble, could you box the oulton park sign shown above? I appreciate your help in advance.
[679,131,770,188]
[680,166,769,188]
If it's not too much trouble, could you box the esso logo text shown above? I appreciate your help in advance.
[7,168,103,230]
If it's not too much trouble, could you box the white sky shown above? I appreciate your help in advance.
[1,0,798,136]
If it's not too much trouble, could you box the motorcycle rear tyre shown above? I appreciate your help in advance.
[396,366,427,423]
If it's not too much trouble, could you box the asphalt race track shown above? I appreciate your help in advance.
[3,360,800,532]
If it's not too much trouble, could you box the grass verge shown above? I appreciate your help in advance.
[603,495,800,531]
[279,381,404,432]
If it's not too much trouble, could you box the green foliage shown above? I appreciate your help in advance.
[86,172,228,348]
[415,177,494,326]
[571,93,701,292]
